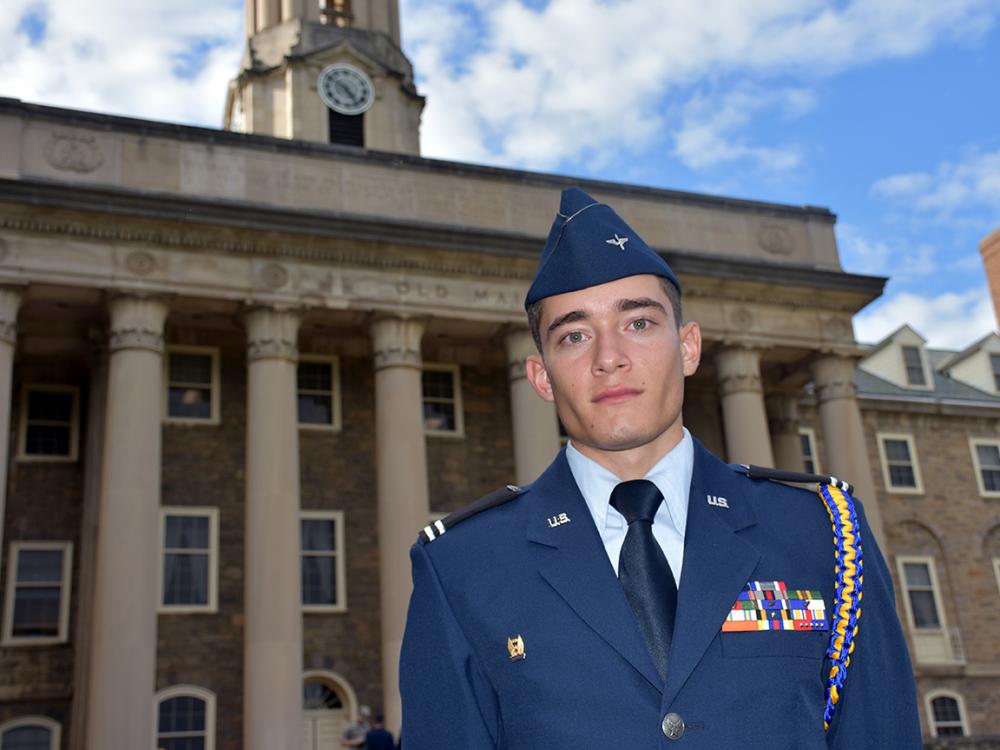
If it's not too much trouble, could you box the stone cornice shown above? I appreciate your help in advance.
[0,179,886,306]
[0,97,835,222]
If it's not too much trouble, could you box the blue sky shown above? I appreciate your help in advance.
[2,0,998,349]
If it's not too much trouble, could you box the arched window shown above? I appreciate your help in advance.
[0,717,60,750]
[926,691,968,737]
[155,685,216,750]
[302,671,358,750]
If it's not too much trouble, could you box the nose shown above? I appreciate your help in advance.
[592,331,630,375]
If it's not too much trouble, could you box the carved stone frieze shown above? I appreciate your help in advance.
[0,237,8,262]
[259,263,289,289]
[756,223,793,256]
[44,131,105,173]
[125,251,156,276]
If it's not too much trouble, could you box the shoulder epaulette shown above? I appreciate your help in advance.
[740,464,863,732]
[419,484,524,544]
[740,464,854,496]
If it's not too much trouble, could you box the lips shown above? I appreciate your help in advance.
[593,386,642,404]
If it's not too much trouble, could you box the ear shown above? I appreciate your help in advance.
[679,321,702,377]
[525,354,555,402]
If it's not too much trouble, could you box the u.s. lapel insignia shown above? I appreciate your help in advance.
[605,233,629,250]
[507,634,526,661]
[547,512,571,528]
[707,494,729,508]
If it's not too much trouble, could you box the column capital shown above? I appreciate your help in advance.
[0,285,24,345]
[504,327,538,382]
[765,392,800,435]
[371,315,425,371]
[810,353,857,403]
[715,344,764,397]
[245,306,301,363]
[108,294,169,353]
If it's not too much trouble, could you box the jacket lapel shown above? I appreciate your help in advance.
[526,450,663,691]
[662,440,760,708]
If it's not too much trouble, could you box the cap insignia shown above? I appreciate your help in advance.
[605,233,629,251]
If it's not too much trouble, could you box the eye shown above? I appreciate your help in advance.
[566,331,585,344]
[629,318,652,331]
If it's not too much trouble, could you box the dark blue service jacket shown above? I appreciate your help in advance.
[400,439,921,749]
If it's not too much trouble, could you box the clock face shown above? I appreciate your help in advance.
[317,64,374,116]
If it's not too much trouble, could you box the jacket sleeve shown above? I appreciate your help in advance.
[400,541,500,750]
[826,501,923,749]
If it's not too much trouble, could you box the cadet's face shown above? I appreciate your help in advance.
[526,274,701,463]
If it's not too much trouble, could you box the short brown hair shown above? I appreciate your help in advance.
[527,276,682,354]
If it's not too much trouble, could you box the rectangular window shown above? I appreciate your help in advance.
[902,561,941,628]
[798,428,819,474]
[159,508,218,613]
[991,354,1000,391]
[878,433,923,493]
[297,356,341,430]
[896,556,957,664]
[970,439,1000,497]
[929,695,967,737]
[165,347,220,423]
[2,542,73,644]
[902,345,926,386]
[301,511,346,613]
[17,385,79,461]
[422,364,464,436]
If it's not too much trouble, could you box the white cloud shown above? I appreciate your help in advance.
[836,223,938,278]
[853,287,995,349]
[871,148,1000,218]
[1,0,243,127]
[401,0,998,168]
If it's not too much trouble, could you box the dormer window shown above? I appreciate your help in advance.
[902,346,926,386]
[990,354,1000,391]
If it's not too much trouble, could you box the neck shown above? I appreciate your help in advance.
[572,424,685,481]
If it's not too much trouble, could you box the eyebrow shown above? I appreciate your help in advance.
[545,297,668,338]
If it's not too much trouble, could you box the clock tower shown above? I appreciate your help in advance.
[224,0,424,154]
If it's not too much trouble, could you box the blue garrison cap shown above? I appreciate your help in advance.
[524,187,680,309]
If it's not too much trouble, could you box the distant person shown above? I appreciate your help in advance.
[341,704,371,748]
[364,715,395,750]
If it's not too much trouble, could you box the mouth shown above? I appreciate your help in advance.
[593,386,642,404]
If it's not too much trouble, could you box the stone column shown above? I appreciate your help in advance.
[0,286,22,570]
[767,393,803,472]
[243,307,303,750]
[811,354,885,543]
[86,295,168,749]
[371,316,430,734]
[715,345,775,467]
[505,328,560,485]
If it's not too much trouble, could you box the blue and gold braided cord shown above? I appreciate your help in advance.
[818,483,864,731]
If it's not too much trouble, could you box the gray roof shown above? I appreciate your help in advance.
[855,349,1000,405]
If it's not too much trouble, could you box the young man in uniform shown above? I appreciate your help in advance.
[400,187,921,748]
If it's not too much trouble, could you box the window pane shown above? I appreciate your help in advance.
[169,354,212,385]
[27,390,73,421]
[165,516,209,550]
[889,464,916,488]
[163,554,208,605]
[298,393,332,425]
[422,370,454,399]
[902,347,925,385]
[2,726,52,750]
[159,696,206,732]
[991,354,1000,389]
[298,361,332,391]
[16,550,63,583]
[302,520,336,551]
[937,725,964,737]
[983,468,1000,492]
[168,387,212,419]
[25,424,71,456]
[932,697,961,722]
[799,433,813,457]
[976,444,1000,468]
[302,556,336,605]
[884,439,911,462]
[158,739,206,750]
[12,586,61,636]
[909,590,941,628]
[423,401,455,431]
[304,681,343,709]
[903,562,931,587]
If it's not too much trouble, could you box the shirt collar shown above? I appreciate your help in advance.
[566,428,694,535]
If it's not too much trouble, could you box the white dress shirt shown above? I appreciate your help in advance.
[565,428,694,584]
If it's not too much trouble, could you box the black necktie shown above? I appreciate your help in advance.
[610,479,678,682]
